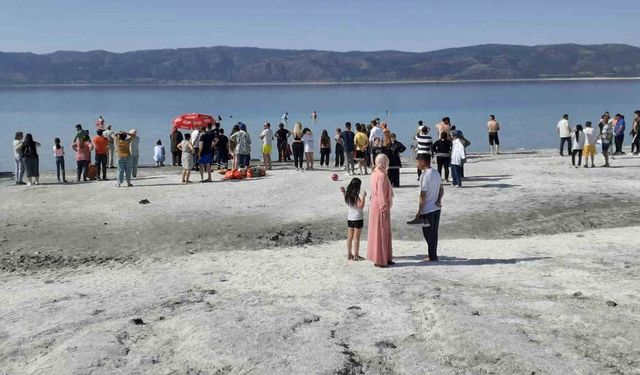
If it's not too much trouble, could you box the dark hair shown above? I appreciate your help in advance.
[416,153,431,163]
[489,115,495,120]
[206,124,213,131]
[55,137,61,149]
[75,124,82,130]
[265,122,271,127]
[184,133,191,140]
[303,127,311,134]
[373,137,381,143]
[440,132,448,140]
[156,139,162,145]
[321,130,330,144]
[96,129,103,136]
[336,128,342,133]
[344,178,362,207]
[279,123,284,128]
[418,120,423,126]
[585,121,592,127]
[15,132,23,140]
[24,133,34,146]
[390,132,396,139]
[563,114,569,119]
[118,133,127,140]
[575,124,583,140]
[219,129,224,134]
[345,122,351,128]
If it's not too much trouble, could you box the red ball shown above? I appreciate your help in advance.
[331,173,339,181]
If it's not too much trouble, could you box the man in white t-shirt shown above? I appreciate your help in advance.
[407,153,444,262]
[259,122,274,170]
[556,114,572,156]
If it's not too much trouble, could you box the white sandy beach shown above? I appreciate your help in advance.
[1,150,640,374]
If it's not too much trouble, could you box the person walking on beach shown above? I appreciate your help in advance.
[320,129,331,168]
[487,115,501,155]
[355,124,369,175]
[104,125,116,168]
[154,140,166,167]
[583,122,597,168]
[53,138,67,183]
[450,131,466,187]
[178,133,194,183]
[414,153,444,262]
[340,178,366,261]
[433,131,452,182]
[291,122,305,171]
[613,114,626,155]
[570,124,585,168]
[557,114,572,156]
[367,154,394,268]
[632,110,640,155]
[275,123,290,162]
[170,128,183,166]
[13,132,25,185]
[22,134,40,186]
[129,129,140,178]
[342,122,356,175]
[259,122,274,170]
[92,129,109,180]
[302,127,315,170]
[415,124,433,179]
[334,128,345,168]
[198,124,215,182]
[73,134,93,182]
[387,133,406,187]
[114,131,134,187]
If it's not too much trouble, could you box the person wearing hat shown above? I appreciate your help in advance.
[631,110,640,155]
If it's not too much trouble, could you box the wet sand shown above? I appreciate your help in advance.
[1,150,639,374]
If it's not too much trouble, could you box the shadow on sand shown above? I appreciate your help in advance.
[391,255,551,267]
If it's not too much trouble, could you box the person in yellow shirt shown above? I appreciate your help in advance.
[354,124,369,175]
[114,131,135,187]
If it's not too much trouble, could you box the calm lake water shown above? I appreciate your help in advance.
[2,81,640,172]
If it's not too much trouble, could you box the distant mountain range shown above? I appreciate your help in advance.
[1,44,640,84]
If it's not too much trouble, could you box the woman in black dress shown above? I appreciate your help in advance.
[386,133,406,187]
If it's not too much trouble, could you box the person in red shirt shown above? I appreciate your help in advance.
[72,134,94,182]
[92,129,109,180]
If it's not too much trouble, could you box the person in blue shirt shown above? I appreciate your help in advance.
[613,113,626,155]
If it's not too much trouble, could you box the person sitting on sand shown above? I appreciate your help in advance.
[487,114,501,155]
[582,122,597,168]
[178,133,194,183]
[154,140,166,167]
[367,154,394,268]
[340,178,367,261]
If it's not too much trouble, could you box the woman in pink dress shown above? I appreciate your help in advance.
[367,154,394,267]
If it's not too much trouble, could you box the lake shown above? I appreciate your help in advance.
[2,80,639,172]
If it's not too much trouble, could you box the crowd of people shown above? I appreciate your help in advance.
[556,111,640,168]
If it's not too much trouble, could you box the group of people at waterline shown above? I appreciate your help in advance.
[556,111,640,168]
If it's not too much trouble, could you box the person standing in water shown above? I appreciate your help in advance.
[487,115,501,155]
[311,111,318,122]
[340,178,366,261]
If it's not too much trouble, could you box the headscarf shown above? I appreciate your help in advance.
[375,154,389,173]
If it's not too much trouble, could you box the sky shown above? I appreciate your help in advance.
[1,0,639,54]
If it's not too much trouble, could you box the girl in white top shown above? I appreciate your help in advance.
[302,127,315,170]
[340,178,367,261]
[571,124,585,168]
[53,137,67,183]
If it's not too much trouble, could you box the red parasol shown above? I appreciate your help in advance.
[172,113,216,130]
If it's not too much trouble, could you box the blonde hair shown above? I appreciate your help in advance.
[293,122,303,139]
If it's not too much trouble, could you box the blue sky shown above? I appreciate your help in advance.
[1,0,639,53]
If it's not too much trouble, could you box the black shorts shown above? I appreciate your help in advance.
[347,220,364,229]
[489,132,500,145]
[355,150,365,159]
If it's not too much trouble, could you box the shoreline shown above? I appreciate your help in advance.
[2,76,640,88]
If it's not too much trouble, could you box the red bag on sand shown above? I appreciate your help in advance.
[87,164,97,180]
[232,170,242,179]
[223,170,233,180]
[246,169,254,178]
[259,168,266,177]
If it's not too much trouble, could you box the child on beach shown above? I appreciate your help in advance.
[340,178,367,261]
[53,138,67,183]
[178,133,194,183]
[154,140,166,167]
